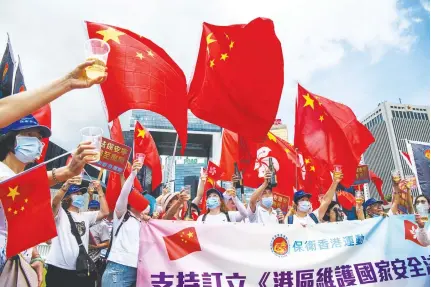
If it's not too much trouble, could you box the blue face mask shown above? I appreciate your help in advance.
[14,136,44,163]
[71,194,85,209]
[206,197,220,210]
[261,197,273,208]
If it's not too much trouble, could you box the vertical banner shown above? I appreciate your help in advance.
[407,141,430,198]
[138,216,429,286]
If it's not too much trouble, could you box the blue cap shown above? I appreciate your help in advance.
[65,185,87,197]
[144,194,156,215]
[363,198,383,211]
[206,188,223,199]
[0,114,51,138]
[294,190,312,203]
[88,200,100,209]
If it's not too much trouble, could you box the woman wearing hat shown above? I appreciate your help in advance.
[160,191,189,220]
[0,114,97,285]
[46,177,108,287]
[196,188,246,223]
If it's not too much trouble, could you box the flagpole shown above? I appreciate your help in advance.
[166,134,179,191]
[0,150,72,185]
[295,148,298,190]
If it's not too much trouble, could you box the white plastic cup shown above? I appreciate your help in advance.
[84,39,110,79]
[80,127,103,163]
[136,153,146,165]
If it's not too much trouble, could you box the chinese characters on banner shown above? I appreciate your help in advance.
[138,216,430,286]
[92,137,131,174]
[353,165,370,185]
[272,193,290,213]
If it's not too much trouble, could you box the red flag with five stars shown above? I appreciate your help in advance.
[163,227,202,260]
[86,21,188,154]
[188,18,284,141]
[134,121,162,190]
[0,164,56,257]
[294,84,375,187]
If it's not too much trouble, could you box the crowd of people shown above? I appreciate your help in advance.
[0,62,428,287]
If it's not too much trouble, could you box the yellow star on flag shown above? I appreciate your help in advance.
[136,52,144,60]
[220,53,229,61]
[303,93,315,110]
[209,59,215,68]
[7,186,20,201]
[284,148,290,154]
[21,206,24,211]
[96,27,125,44]
[225,33,229,39]
[267,132,277,143]
[229,41,235,49]
[206,33,217,45]
[207,178,214,186]
[13,210,17,215]
[319,115,324,122]
[7,208,11,212]
[187,232,194,238]
[137,129,146,139]
[147,50,155,58]
[24,198,28,203]
[305,158,311,165]
[310,166,316,172]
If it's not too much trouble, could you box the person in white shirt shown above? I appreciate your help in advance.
[196,188,244,223]
[46,178,108,287]
[247,170,284,224]
[363,178,402,219]
[0,114,95,286]
[285,170,342,227]
[102,160,149,287]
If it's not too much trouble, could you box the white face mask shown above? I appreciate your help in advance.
[14,135,44,163]
[416,202,430,215]
[298,201,311,212]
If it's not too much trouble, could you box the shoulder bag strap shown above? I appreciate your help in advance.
[64,208,84,248]
[202,213,207,222]
[309,212,319,224]
[224,212,231,222]
[105,211,130,259]
[287,215,293,225]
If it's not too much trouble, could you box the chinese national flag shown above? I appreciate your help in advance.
[404,220,426,246]
[294,84,375,187]
[0,165,56,257]
[86,21,188,154]
[12,60,51,163]
[163,227,201,260]
[369,170,387,204]
[219,129,300,198]
[134,121,162,190]
[188,18,284,141]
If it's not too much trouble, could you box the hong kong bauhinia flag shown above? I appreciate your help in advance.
[86,21,188,153]
[294,84,375,187]
[188,18,284,141]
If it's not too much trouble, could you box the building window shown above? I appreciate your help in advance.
[414,113,418,120]
[392,111,396,117]
[425,114,429,121]
[402,111,406,118]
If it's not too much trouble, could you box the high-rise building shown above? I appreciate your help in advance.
[361,102,430,198]
[270,119,288,141]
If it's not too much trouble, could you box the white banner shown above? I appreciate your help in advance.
[137,215,430,287]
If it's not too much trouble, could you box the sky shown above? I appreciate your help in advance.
[0,0,429,151]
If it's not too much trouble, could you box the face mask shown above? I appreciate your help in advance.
[298,201,311,212]
[71,194,85,209]
[14,136,44,163]
[416,203,430,214]
[206,197,220,210]
[261,197,273,208]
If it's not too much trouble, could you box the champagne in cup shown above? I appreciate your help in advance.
[80,127,103,163]
[84,39,110,80]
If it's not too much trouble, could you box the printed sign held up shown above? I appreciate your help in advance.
[92,137,131,174]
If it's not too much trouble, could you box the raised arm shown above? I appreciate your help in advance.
[249,170,271,213]
[115,160,142,219]
[52,177,79,216]
[0,61,106,128]
[390,180,403,215]
[232,195,248,221]
[192,171,207,205]
[317,171,343,220]
[93,181,109,221]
